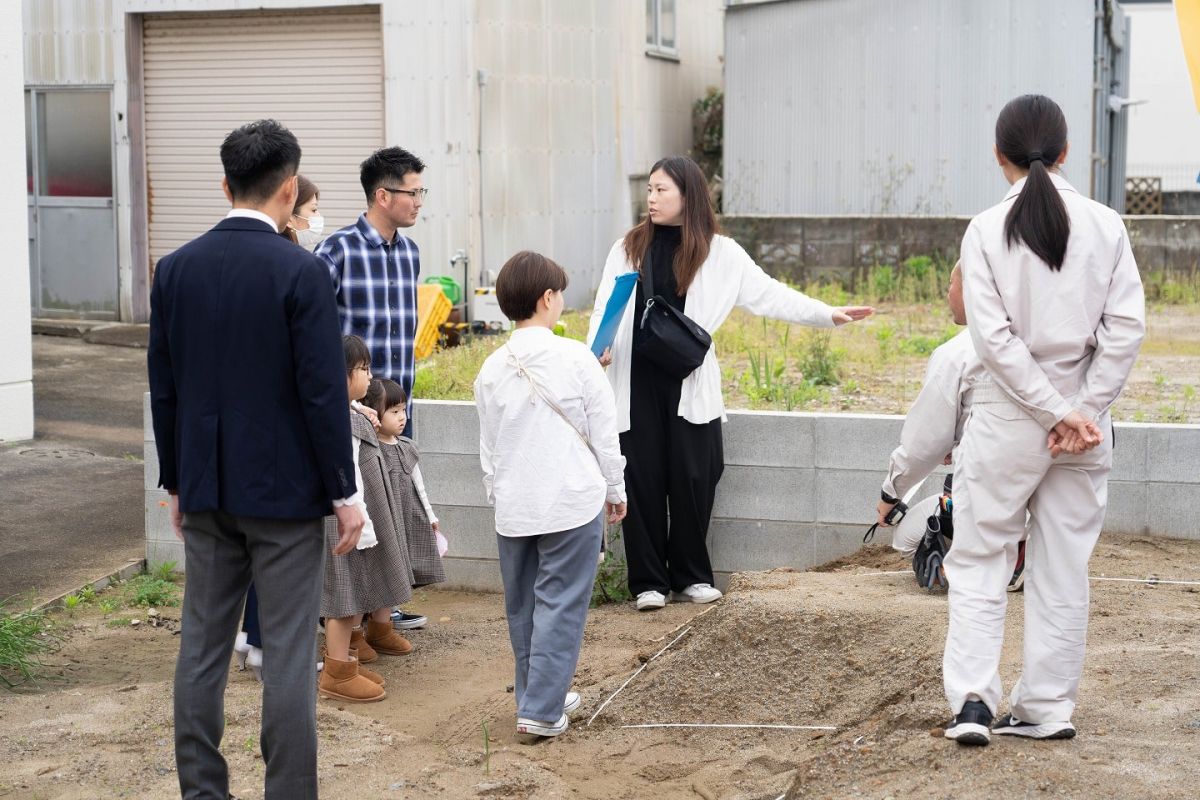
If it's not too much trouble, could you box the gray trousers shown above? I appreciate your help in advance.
[496,513,602,722]
[175,511,325,800]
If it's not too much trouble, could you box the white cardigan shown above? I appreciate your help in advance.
[586,234,837,432]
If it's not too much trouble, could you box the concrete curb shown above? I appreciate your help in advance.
[33,558,147,614]
[32,320,150,349]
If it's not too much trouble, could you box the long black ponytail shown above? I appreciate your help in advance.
[995,95,1071,271]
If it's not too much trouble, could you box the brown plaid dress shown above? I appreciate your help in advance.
[321,412,414,618]
[382,438,447,587]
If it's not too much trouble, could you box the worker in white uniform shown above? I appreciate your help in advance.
[876,264,1028,591]
[920,94,1145,746]
[878,263,980,538]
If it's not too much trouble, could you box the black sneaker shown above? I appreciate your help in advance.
[944,700,993,746]
[1007,540,1026,593]
[993,713,1075,740]
[391,609,427,630]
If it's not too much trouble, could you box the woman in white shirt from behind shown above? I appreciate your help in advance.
[475,250,627,739]
[587,156,872,612]
[937,94,1144,747]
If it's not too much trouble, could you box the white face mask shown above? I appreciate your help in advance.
[294,214,324,250]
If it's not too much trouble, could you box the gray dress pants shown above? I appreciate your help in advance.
[496,513,602,722]
[174,511,325,800]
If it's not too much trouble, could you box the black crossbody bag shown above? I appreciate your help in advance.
[635,249,712,380]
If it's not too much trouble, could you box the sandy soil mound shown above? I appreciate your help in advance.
[1,535,1197,799]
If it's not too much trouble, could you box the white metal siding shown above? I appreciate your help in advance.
[142,6,382,266]
[724,0,1096,215]
[23,0,116,85]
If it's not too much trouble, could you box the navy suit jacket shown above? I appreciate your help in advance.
[148,216,356,519]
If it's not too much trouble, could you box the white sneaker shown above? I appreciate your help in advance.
[516,713,569,737]
[636,590,667,611]
[564,691,581,714]
[674,583,723,604]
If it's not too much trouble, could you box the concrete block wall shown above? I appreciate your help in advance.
[144,396,1200,590]
[721,215,1200,287]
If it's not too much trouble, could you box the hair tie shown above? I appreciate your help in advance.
[1027,151,1045,165]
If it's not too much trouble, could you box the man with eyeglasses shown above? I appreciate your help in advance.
[316,146,433,632]
[316,146,427,439]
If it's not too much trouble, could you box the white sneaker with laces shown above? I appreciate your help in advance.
[516,713,569,737]
[674,583,723,604]
[636,590,667,611]
[564,691,581,714]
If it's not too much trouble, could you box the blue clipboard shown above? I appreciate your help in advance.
[589,272,639,358]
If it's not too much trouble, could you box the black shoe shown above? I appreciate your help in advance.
[1007,540,1026,593]
[944,700,993,746]
[993,713,1075,739]
[391,609,427,630]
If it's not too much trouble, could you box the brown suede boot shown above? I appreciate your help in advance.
[366,619,413,656]
[318,656,386,703]
[349,649,385,686]
[349,627,378,663]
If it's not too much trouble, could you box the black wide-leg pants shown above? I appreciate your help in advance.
[619,356,724,596]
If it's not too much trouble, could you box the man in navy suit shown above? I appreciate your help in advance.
[148,119,364,800]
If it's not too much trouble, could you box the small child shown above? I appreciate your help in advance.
[364,379,448,596]
[318,335,417,704]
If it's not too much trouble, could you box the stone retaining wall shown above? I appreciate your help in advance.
[144,395,1200,591]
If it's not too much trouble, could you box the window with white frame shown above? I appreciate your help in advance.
[646,0,677,57]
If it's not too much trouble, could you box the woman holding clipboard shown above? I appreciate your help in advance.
[587,156,872,611]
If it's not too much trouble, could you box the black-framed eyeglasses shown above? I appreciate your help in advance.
[381,186,428,199]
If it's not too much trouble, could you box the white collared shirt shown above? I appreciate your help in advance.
[961,172,1145,429]
[474,327,627,538]
[225,207,281,231]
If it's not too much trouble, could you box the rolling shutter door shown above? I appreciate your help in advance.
[142,6,383,267]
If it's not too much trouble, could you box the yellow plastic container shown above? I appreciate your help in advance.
[415,284,452,360]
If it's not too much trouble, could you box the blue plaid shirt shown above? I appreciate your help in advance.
[315,214,420,400]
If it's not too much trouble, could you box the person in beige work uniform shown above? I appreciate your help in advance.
[908,95,1145,746]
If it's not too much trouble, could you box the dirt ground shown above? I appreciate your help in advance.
[2,534,1198,800]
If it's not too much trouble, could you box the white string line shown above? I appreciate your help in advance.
[587,626,693,727]
[850,570,1200,586]
[620,723,837,731]
[1088,576,1200,586]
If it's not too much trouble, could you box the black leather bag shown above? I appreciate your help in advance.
[635,250,712,380]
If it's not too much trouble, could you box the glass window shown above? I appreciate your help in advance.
[659,0,676,51]
[36,91,113,198]
[25,91,33,195]
[646,0,677,55]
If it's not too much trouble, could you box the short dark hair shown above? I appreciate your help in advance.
[342,335,371,373]
[364,378,408,417]
[360,146,426,203]
[495,251,569,322]
[220,120,301,203]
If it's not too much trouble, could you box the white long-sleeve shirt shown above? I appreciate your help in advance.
[586,235,837,432]
[882,330,984,500]
[474,326,627,537]
[961,173,1145,430]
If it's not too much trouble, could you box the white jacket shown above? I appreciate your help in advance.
[961,173,1145,430]
[587,235,837,432]
[882,330,985,500]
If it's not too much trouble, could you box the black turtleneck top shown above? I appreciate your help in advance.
[635,223,685,315]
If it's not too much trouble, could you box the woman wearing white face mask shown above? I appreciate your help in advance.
[286,174,325,250]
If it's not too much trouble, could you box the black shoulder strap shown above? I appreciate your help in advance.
[640,244,654,294]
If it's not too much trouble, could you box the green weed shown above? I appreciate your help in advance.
[591,528,634,607]
[125,574,180,608]
[62,594,82,611]
[0,602,59,688]
[152,562,179,583]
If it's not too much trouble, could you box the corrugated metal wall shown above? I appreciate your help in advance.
[141,6,383,266]
[724,0,1098,215]
[22,0,115,84]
